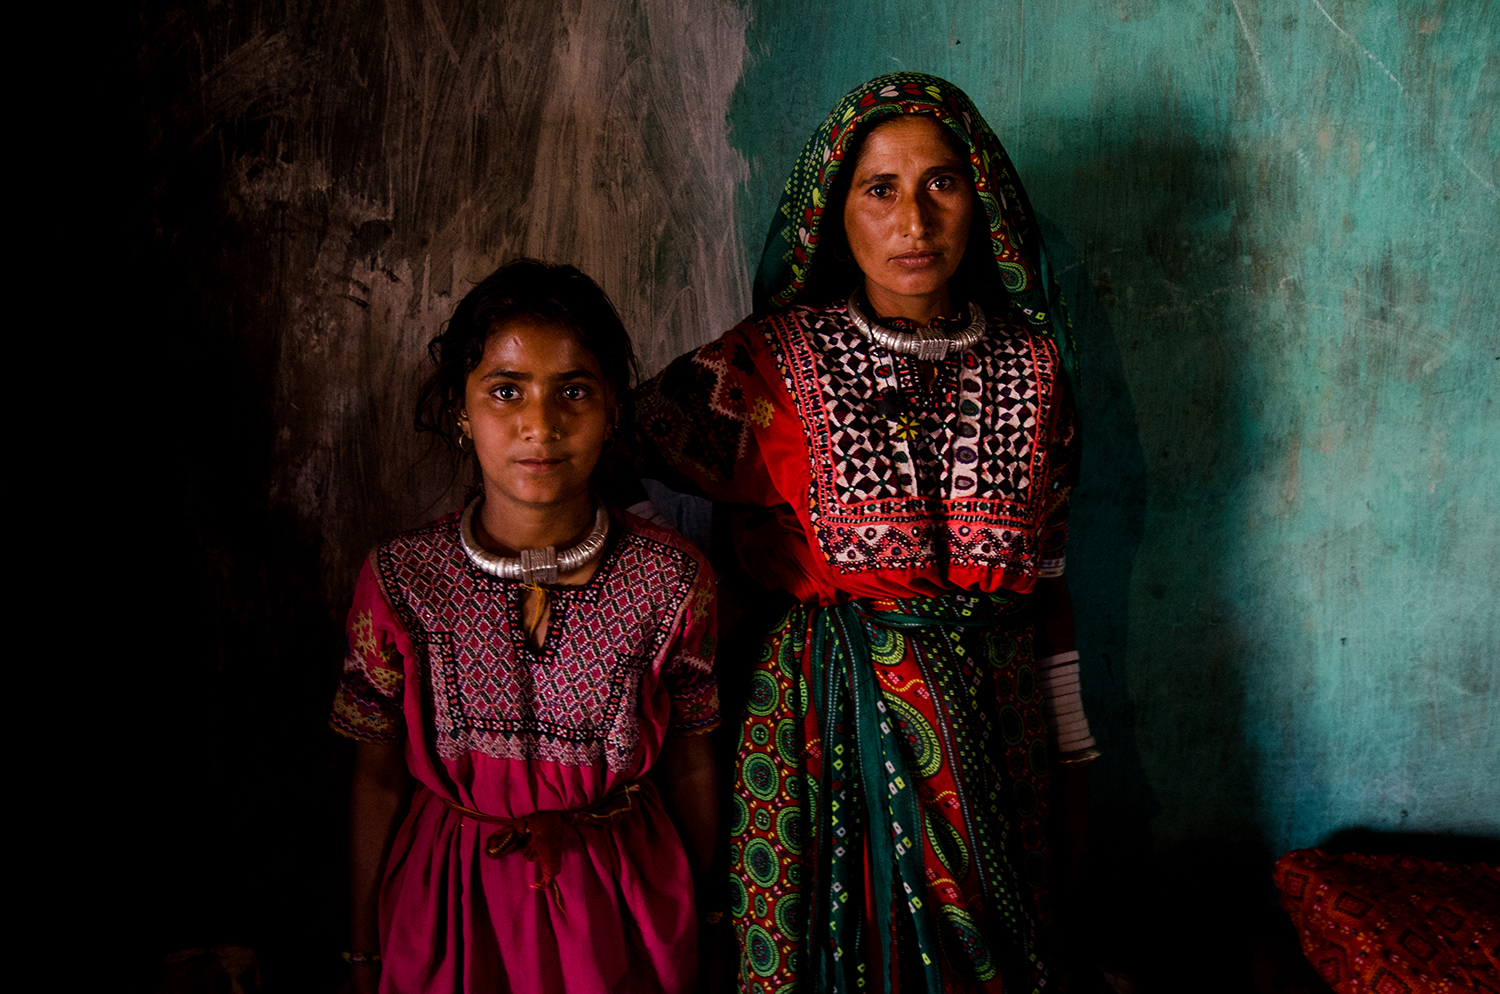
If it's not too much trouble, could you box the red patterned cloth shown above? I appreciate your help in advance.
[1274,848,1500,994]
[635,302,1077,606]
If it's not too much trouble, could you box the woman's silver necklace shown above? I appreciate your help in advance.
[844,287,987,361]
[458,497,609,584]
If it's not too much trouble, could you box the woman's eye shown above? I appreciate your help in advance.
[931,175,955,191]
[867,183,892,199]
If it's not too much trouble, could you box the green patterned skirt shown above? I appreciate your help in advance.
[729,592,1052,994]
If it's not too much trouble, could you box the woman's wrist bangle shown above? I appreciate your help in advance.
[343,951,382,966]
[1056,747,1103,766]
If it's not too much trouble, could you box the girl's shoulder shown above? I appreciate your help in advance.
[373,509,464,560]
[362,510,467,596]
[614,504,711,575]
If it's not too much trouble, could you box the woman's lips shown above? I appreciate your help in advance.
[891,251,942,269]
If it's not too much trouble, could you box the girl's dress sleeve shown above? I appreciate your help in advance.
[329,556,407,743]
[662,554,721,737]
[633,323,783,508]
[1037,369,1080,579]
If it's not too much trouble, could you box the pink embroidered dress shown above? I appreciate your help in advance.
[330,507,720,994]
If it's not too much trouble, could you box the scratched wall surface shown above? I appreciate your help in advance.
[727,0,1499,857]
[128,0,750,978]
[127,0,1497,980]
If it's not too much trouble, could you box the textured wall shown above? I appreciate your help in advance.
[129,0,750,978]
[128,0,1497,980]
[726,0,1499,857]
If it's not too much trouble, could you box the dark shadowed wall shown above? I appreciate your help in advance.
[123,0,1497,986]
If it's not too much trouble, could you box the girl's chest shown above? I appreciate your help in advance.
[382,533,699,767]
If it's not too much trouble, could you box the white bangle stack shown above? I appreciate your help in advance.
[1037,649,1101,765]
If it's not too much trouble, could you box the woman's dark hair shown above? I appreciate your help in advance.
[798,115,1006,319]
[416,259,639,468]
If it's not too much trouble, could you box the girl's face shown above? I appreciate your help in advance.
[841,115,975,319]
[460,316,612,516]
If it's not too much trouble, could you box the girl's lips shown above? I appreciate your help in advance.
[516,457,566,470]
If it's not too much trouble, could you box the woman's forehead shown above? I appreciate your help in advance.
[852,116,967,171]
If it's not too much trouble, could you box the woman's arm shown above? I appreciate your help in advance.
[1033,574,1075,658]
[348,739,409,994]
[1032,576,1090,890]
[630,325,785,507]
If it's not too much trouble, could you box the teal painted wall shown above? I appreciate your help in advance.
[728,0,1498,857]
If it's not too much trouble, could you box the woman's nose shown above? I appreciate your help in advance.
[899,192,933,237]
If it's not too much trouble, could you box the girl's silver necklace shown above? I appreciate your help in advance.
[458,497,609,585]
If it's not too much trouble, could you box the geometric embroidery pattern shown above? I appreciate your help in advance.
[759,302,1059,576]
[375,518,702,771]
[637,336,756,486]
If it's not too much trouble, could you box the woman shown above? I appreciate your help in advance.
[333,261,719,993]
[635,74,1099,993]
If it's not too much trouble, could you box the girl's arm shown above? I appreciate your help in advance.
[348,739,409,994]
[658,732,723,989]
[656,733,718,886]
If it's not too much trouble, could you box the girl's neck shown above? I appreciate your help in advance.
[475,490,596,556]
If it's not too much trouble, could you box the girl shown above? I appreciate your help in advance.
[636,73,1099,992]
[332,260,720,994]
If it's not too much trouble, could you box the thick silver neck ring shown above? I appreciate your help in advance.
[459,497,609,585]
[844,287,987,361]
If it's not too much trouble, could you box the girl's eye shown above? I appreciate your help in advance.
[493,384,520,400]
[562,384,591,401]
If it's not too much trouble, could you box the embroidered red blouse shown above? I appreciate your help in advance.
[636,301,1077,605]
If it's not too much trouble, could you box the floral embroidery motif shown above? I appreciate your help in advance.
[330,608,407,742]
[692,581,715,623]
[749,397,775,427]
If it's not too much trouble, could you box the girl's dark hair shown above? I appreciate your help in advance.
[798,116,1006,319]
[416,259,639,469]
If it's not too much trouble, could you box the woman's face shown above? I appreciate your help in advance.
[841,115,975,321]
[460,317,612,516]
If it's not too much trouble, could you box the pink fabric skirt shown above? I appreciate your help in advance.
[378,783,698,993]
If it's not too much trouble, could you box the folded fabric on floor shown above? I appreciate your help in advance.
[1273,848,1500,994]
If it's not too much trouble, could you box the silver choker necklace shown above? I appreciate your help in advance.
[459,497,610,584]
[844,288,987,361]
